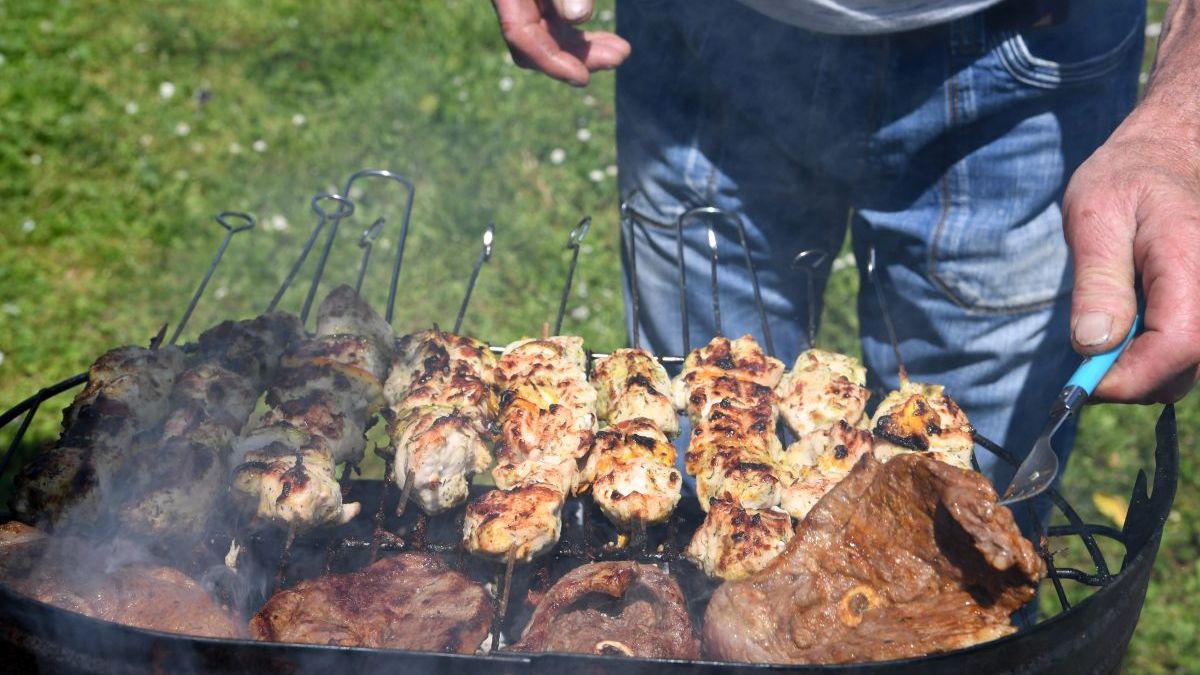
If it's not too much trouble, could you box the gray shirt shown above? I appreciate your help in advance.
[735,0,1005,34]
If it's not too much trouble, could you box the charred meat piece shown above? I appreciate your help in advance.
[1,532,242,639]
[463,483,565,563]
[251,553,491,653]
[870,381,974,469]
[703,454,1044,664]
[386,328,499,515]
[775,349,870,437]
[580,418,682,527]
[592,348,679,437]
[779,420,874,520]
[511,561,700,659]
[11,345,187,528]
[684,500,794,581]
[671,335,784,407]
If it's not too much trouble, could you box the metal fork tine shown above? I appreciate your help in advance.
[553,216,591,336]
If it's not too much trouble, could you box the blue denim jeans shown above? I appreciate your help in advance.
[615,0,1145,535]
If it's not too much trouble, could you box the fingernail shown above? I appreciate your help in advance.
[1074,311,1113,347]
[561,0,590,21]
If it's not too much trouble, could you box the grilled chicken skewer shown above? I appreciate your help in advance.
[383,328,498,515]
[463,336,596,563]
[11,345,188,528]
[870,379,974,470]
[581,349,682,529]
[675,335,793,581]
[774,349,874,520]
[114,313,304,543]
[231,285,393,529]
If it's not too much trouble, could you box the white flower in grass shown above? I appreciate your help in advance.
[175,122,191,136]
[549,148,567,165]
[570,305,590,321]
[174,169,189,181]
[1146,22,1162,38]
[453,75,465,87]
[499,76,514,92]
[159,81,176,99]
[599,9,614,22]
[2,303,19,315]
[504,51,515,66]
[457,90,469,102]
[21,219,35,233]
[588,169,604,183]
[286,17,299,29]
[0,351,5,367]
[605,164,617,177]
[1139,72,1149,86]
[39,20,53,34]
[135,42,149,54]
[29,154,42,166]
[229,142,243,155]
[190,142,204,154]
[0,53,6,67]
[214,286,228,300]
[292,113,307,127]
[582,94,595,107]
[124,101,139,115]
[252,139,267,153]
[139,134,154,147]
[576,128,591,142]
[269,214,289,231]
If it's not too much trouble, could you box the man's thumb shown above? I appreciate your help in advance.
[552,0,593,23]
[1065,203,1138,355]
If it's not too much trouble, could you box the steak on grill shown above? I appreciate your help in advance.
[511,561,701,659]
[250,552,491,653]
[703,453,1044,664]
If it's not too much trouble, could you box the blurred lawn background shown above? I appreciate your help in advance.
[0,1,1193,671]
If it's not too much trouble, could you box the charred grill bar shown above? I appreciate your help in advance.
[0,169,1181,673]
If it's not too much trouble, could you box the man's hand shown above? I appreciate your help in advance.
[1062,1,1200,403]
[491,0,631,87]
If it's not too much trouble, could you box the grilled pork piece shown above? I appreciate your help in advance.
[684,500,794,581]
[775,349,870,437]
[592,348,680,437]
[703,454,1044,664]
[465,336,596,563]
[778,420,874,520]
[116,313,303,543]
[231,285,392,529]
[675,335,791,580]
[870,380,974,469]
[251,553,491,653]
[580,418,682,527]
[11,345,187,528]
[385,329,498,515]
[511,561,700,659]
[0,530,242,639]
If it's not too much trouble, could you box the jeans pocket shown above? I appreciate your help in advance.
[929,198,1072,314]
[993,0,1144,89]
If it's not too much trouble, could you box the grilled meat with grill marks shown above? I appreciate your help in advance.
[684,500,794,581]
[386,328,498,515]
[775,349,870,437]
[11,345,187,528]
[463,483,565,563]
[779,420,874,520]
[671,335,785,409]
[251,553,491,653]
[592,348,679,437]
[580,418,682,527]
[511,561,700,659]
[703,453,1044,664]
[871,381,974,470]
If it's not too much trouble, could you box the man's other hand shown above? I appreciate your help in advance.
[491,0,631,86]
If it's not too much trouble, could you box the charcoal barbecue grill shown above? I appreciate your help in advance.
[0,169,1180,674]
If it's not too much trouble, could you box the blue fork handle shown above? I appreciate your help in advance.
[1065,312,1143,397]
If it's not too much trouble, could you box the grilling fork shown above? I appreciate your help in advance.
[999,311,1142,506]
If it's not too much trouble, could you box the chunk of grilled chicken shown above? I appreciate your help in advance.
[592,348,679,437]
[386,329,497,402]
[193,312,305,384]
[691,445,783,512]
[684,500,794,581]
[315,284,396,353]
[779,420,874,520]
[462,484,566,563]
[496,396,595,470]
[776,349,871,437]
[282,334,390,384]
[497,336,588,388]
[12,345,187,527]
[232,426,359,527]
[678,375,778,425]
[870,381,975,470]
[492,455,578,495]
[671,335,784,410]
[391,412,492,515]
[253,390,370,467]
[266,362,384,417]
[580,419,682,527]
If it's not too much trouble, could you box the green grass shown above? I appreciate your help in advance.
[0,1,1193,671]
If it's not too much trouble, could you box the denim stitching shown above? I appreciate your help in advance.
[992,19,1142,89]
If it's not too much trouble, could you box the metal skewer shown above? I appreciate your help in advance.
[454,222,496,334]
[553,216,591,336]
[674,211,692,354]
[168,212,256,346]
[706,226,723,337]
[354,217,386,296]
[341,169,417,325]
[620,193,642,349]
[300,193,356,324]
[866,246,907,382]
[791,248,830,349]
